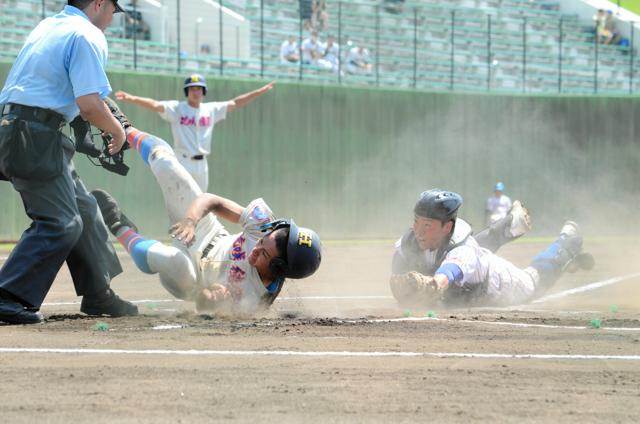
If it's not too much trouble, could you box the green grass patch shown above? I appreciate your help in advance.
[618,1,640,16]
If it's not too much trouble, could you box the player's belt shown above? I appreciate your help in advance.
[181,153,204,160]
[201,242,215,259]
[0,103,65,131]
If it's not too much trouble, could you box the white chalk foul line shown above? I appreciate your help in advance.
[43,299,181,307]
[278,296,393,301]
[42,296,393,307]
[0,347,638,361]
[532,272,640,304]
[40,271,640,308]
[356,316,640,332]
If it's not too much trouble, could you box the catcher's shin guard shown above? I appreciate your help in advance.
[92,189,138,235]
[530,221,593,276]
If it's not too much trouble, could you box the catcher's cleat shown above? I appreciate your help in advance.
[564,252,595,273]
[92,189,138,236]
[508,200,532,238]
[80,288,138,317]
[555,221,592,272]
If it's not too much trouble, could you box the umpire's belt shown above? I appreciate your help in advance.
[1,103,66,131]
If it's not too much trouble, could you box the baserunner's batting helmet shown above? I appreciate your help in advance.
[183,74,207,96]
[414,189,463,223]
[260,219,322,279]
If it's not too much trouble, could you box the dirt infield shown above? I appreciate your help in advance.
[1,240,640,423]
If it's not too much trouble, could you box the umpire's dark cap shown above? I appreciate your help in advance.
[111,0,124,13]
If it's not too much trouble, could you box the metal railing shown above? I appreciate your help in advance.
[3,0,638,95]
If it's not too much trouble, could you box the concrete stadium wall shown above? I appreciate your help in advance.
[2,62,639,240]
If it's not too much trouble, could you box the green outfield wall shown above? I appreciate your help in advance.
[2,62,639,240]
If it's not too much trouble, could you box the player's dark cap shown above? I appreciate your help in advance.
[183,74,207,96]
[260,219,322,279]
[414,189,463,223]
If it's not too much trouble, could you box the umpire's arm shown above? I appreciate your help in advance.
[77,93,126,154]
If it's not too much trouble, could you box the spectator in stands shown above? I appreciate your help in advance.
[604,10,621,45]
[347,44,373,75]
[299,0,313,31]
[312,0,329,32]
[317,34,340,73]
[280,35,300,64]
[301,31,324,65]
[593,9,608,44]
[124,6,151,41]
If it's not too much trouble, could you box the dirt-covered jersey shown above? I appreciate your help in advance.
[199,198,278,314]
[393,218,537,305]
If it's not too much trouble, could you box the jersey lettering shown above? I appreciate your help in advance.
[231,235,246,260]
[179,115,212,127]
[229,265,246,283]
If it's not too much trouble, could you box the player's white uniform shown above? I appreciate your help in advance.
[486,194,512,224]
[393,218,540,306]
[142,143,281,315]
[158,100,230,192]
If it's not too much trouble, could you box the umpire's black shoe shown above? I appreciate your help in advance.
[91,189,138,235]
[80,288,138,317]
[0,298,44,324]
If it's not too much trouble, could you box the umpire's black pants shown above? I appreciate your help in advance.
[0,124,122,308]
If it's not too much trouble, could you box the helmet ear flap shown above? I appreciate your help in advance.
[269,257,288,278]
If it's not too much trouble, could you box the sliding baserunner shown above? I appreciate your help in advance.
[92,102,321,316]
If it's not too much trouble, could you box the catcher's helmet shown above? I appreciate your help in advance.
[260,219,322,279]
[183,74,207,96]
[414,189,463,223]
[494,181,505,192]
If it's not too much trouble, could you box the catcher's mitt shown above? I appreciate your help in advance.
[389,271,443,307]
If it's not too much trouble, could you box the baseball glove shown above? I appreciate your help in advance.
[389,271,443,307]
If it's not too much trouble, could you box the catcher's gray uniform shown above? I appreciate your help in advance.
[393,217,538,306]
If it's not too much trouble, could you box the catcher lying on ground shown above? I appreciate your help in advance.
[91,100,321,316]
[390,189,594,308]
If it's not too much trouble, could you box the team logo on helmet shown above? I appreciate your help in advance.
[190,74,200,82]
[297,231,313,248]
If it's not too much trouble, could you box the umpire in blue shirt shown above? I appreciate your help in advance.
[0,0,137,324]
